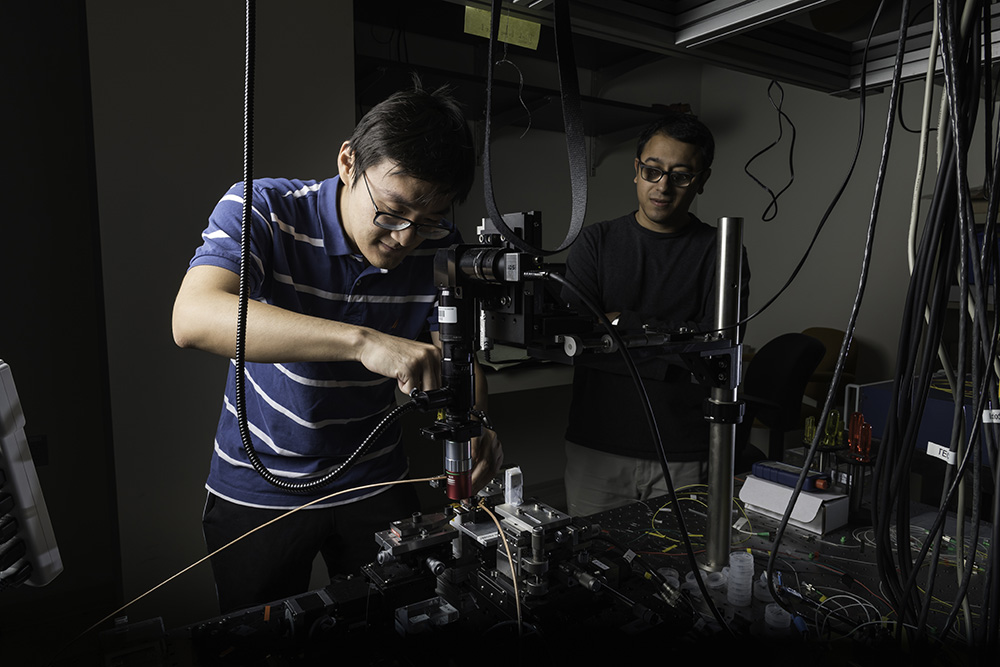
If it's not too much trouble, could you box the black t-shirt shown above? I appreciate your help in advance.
[561,213,749,460]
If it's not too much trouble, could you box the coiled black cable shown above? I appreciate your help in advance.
[232,0,418,494]
[233,0,257,488]
[743,80,797,222]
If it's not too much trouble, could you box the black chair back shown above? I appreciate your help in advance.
[736,332,826,468]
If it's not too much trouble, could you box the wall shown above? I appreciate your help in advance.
[84,0,356,631]
[703,64,987,386]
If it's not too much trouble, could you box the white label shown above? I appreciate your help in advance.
[623,549,637,563]
[983,409,1000,423]
[504,253,520,282]
[438,306,458,324]
[927,441,957,465]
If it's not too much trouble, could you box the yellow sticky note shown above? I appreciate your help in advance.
[464,6,541,50]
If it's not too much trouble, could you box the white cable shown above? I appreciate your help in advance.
[817,593,878,638]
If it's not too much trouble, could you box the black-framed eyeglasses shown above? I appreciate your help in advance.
[362,173,453,240]
[637,162,702,188]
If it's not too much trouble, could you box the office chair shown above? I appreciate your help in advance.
[800,326,858,422]
[735,332,826,470]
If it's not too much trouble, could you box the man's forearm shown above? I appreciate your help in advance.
[172,265,442,393]
[172,269,366,363]
[173,291,362,363]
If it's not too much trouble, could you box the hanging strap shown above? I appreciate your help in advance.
[482,0,588,255]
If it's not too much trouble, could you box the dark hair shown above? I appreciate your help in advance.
[347,80,476,204]
[636,111,715,170]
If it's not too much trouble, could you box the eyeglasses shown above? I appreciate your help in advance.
[637,162,702,188]
[362,173,453,240]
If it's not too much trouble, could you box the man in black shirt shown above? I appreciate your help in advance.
[561,111,749,516]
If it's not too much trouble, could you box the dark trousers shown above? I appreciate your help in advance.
[202,484,419,613]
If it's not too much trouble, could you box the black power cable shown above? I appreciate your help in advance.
[733,39,873,333]
[908,0,984,644]
[763,0,897,616]
[873,130,961,636]
[871,0,1000,652]
[548,272,734,636]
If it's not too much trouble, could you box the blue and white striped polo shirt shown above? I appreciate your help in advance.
[189,176,456,509]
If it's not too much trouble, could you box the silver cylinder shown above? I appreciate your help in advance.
[444,439,472,473]
[704,217,744,571]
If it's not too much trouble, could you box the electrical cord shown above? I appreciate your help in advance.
[234,0,258,486]
[954,2,1000,647]
[762,0,892,606]
[731,45,872,333]
[923,3,990,646]
[877,18,960,636]
[919,2,987,643]
[874,0,1000,651]
[743,80,797,222]
[909,0,973,626]
[231,0,421,495]
[875,138,959,639]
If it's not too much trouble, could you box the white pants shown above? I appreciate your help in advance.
[564,441,708,517]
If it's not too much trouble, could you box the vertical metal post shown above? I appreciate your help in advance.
[704,217,744,571]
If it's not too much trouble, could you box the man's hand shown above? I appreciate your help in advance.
[470,427,504,494]
[173,265,443,394]
[356,329,442,395]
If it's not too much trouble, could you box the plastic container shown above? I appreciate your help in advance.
[657,567,681,590]
[726,551,754,607]
[754,572,775,602]
[765,602,792,636]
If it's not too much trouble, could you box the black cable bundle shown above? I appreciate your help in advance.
[870,0,1000,652]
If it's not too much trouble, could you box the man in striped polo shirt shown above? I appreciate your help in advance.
[172,84,501,613]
